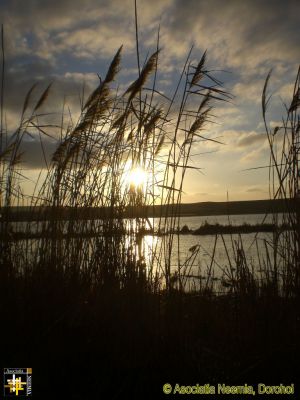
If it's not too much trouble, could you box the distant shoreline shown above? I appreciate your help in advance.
[0,198,297,221]
[0,222,291,242]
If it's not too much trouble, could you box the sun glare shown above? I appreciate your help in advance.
[128,167,147,188]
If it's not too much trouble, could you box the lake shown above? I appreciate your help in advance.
[127,213,288,290]
[5,212,288,291]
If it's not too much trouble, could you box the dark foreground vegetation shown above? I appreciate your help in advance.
[1,270,300,398]
[0,22,300,398]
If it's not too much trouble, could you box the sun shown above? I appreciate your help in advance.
[128,167,147,188]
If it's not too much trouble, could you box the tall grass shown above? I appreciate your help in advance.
[0,39,231,292]
[260,67,300,297]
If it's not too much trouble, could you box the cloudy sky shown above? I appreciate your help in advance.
[1,0,299,202]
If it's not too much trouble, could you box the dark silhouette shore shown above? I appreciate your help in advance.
[0,198,296,222]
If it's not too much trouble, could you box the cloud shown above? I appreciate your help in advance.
[237,132,266,148]
[232,80,265,104]
[277,82,295,104]
[240,147,268,164]
[162,0,300,68]
[3,0,298,72]
[19,138,58,169]
[246,187,266,193]
[0,0,171,62]
[2,0,298,113]
[212,130,267,153]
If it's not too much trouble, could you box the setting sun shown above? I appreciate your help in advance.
[128,167,148,188]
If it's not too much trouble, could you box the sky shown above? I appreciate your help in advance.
[0,0,299,203]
